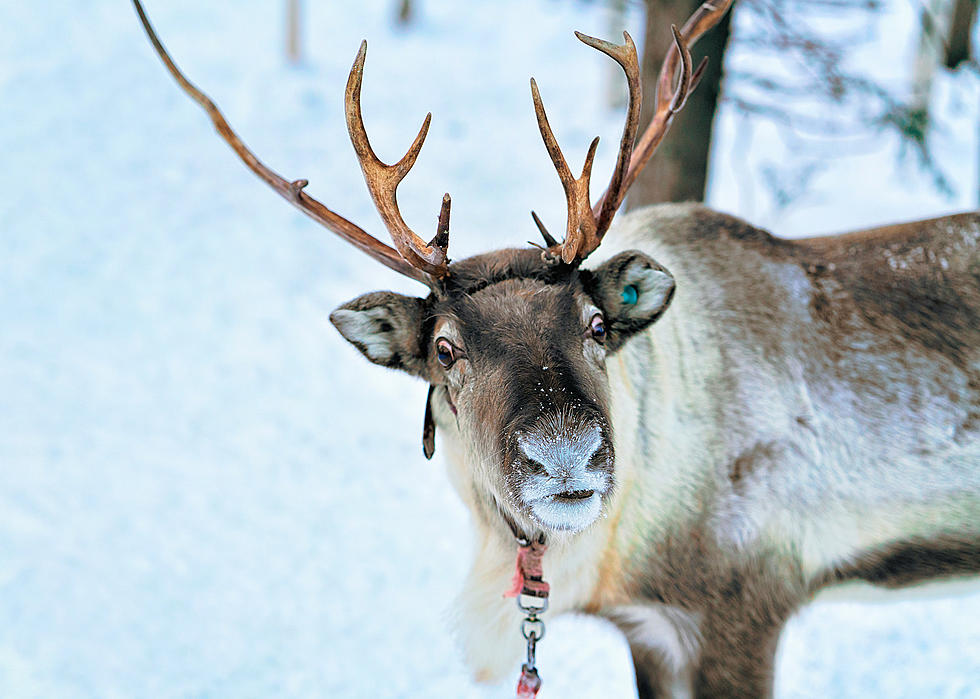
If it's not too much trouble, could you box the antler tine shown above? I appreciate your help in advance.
[658,0,732,111]
[430,193,452,252]
[530,211,559,248]
[666,25,695,113]
[576,30,642,243]
[345,42,450,278]
[131,0,432,285]
[529,78,577,192]
[530,78,602,263]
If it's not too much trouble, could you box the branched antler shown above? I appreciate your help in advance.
[345,42,450,276]
[132,0,449,286]
[530,76,601,263]
[531,0,734,264]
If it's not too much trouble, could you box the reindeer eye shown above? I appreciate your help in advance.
[435,338,456,368]
[589,314,606,344]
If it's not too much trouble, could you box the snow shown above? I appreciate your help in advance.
[0,0,977,697]
[711,0,979,235]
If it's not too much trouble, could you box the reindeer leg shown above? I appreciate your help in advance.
[605,603,701,698]
[688,566,802,699]
[690,615,784,698]
[628,641,689,699]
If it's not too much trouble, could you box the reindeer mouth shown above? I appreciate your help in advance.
[555,489,595,501]
[512,419,613,533]
[528,490,604,532]
[521,473,607,532]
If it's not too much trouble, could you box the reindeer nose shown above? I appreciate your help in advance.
[517,423,604,478]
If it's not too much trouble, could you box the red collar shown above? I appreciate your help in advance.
[505,536,549,698]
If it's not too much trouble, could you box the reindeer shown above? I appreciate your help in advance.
[133,0,980,695]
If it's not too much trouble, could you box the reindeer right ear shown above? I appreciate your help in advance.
[330,292,427,376]
[587,250,676,351]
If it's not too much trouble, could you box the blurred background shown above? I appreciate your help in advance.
[1,0,978,696]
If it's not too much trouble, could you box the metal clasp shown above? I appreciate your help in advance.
[518,593,546,674]
[517,592,548,616]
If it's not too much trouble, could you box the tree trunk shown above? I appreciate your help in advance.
[396,0,414,26]
[945,0,978,69]
[286,0,302,64]
[626,0,732,207]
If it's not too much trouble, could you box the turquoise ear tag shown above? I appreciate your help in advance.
[621,285,639,305]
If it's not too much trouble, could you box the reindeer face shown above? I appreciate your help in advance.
[431,274,614,533]
[331,248,675,534]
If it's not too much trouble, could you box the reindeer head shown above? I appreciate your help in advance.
[133,0,731,534]
[331,247,675,532]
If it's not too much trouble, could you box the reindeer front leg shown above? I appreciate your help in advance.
[689,562,804,698]
[606,603,702,698]
[609,601,789,698]
[607,550,806,698]
[691,612,785,698]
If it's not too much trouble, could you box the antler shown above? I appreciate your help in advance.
[531,0,733,264]
[530,78,602,264]
[345,42,450,277]
[132,0,449,285]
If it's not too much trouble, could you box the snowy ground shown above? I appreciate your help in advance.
[1,0,978,697]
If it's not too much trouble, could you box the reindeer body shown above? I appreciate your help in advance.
[441,204,980,696]
[132,2,978,692]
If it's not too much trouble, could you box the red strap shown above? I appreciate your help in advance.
[504,540,550,598]
[516,665,542,698]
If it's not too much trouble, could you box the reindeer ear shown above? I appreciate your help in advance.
[588,250,675,351]
[330,291,427,376]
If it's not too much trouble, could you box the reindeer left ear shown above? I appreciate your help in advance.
[587,250,675,351]
[329,291,428,376]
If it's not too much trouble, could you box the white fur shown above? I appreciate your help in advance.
[608,604,701,689]
[628,267,674,318]
[329,308,397,363]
